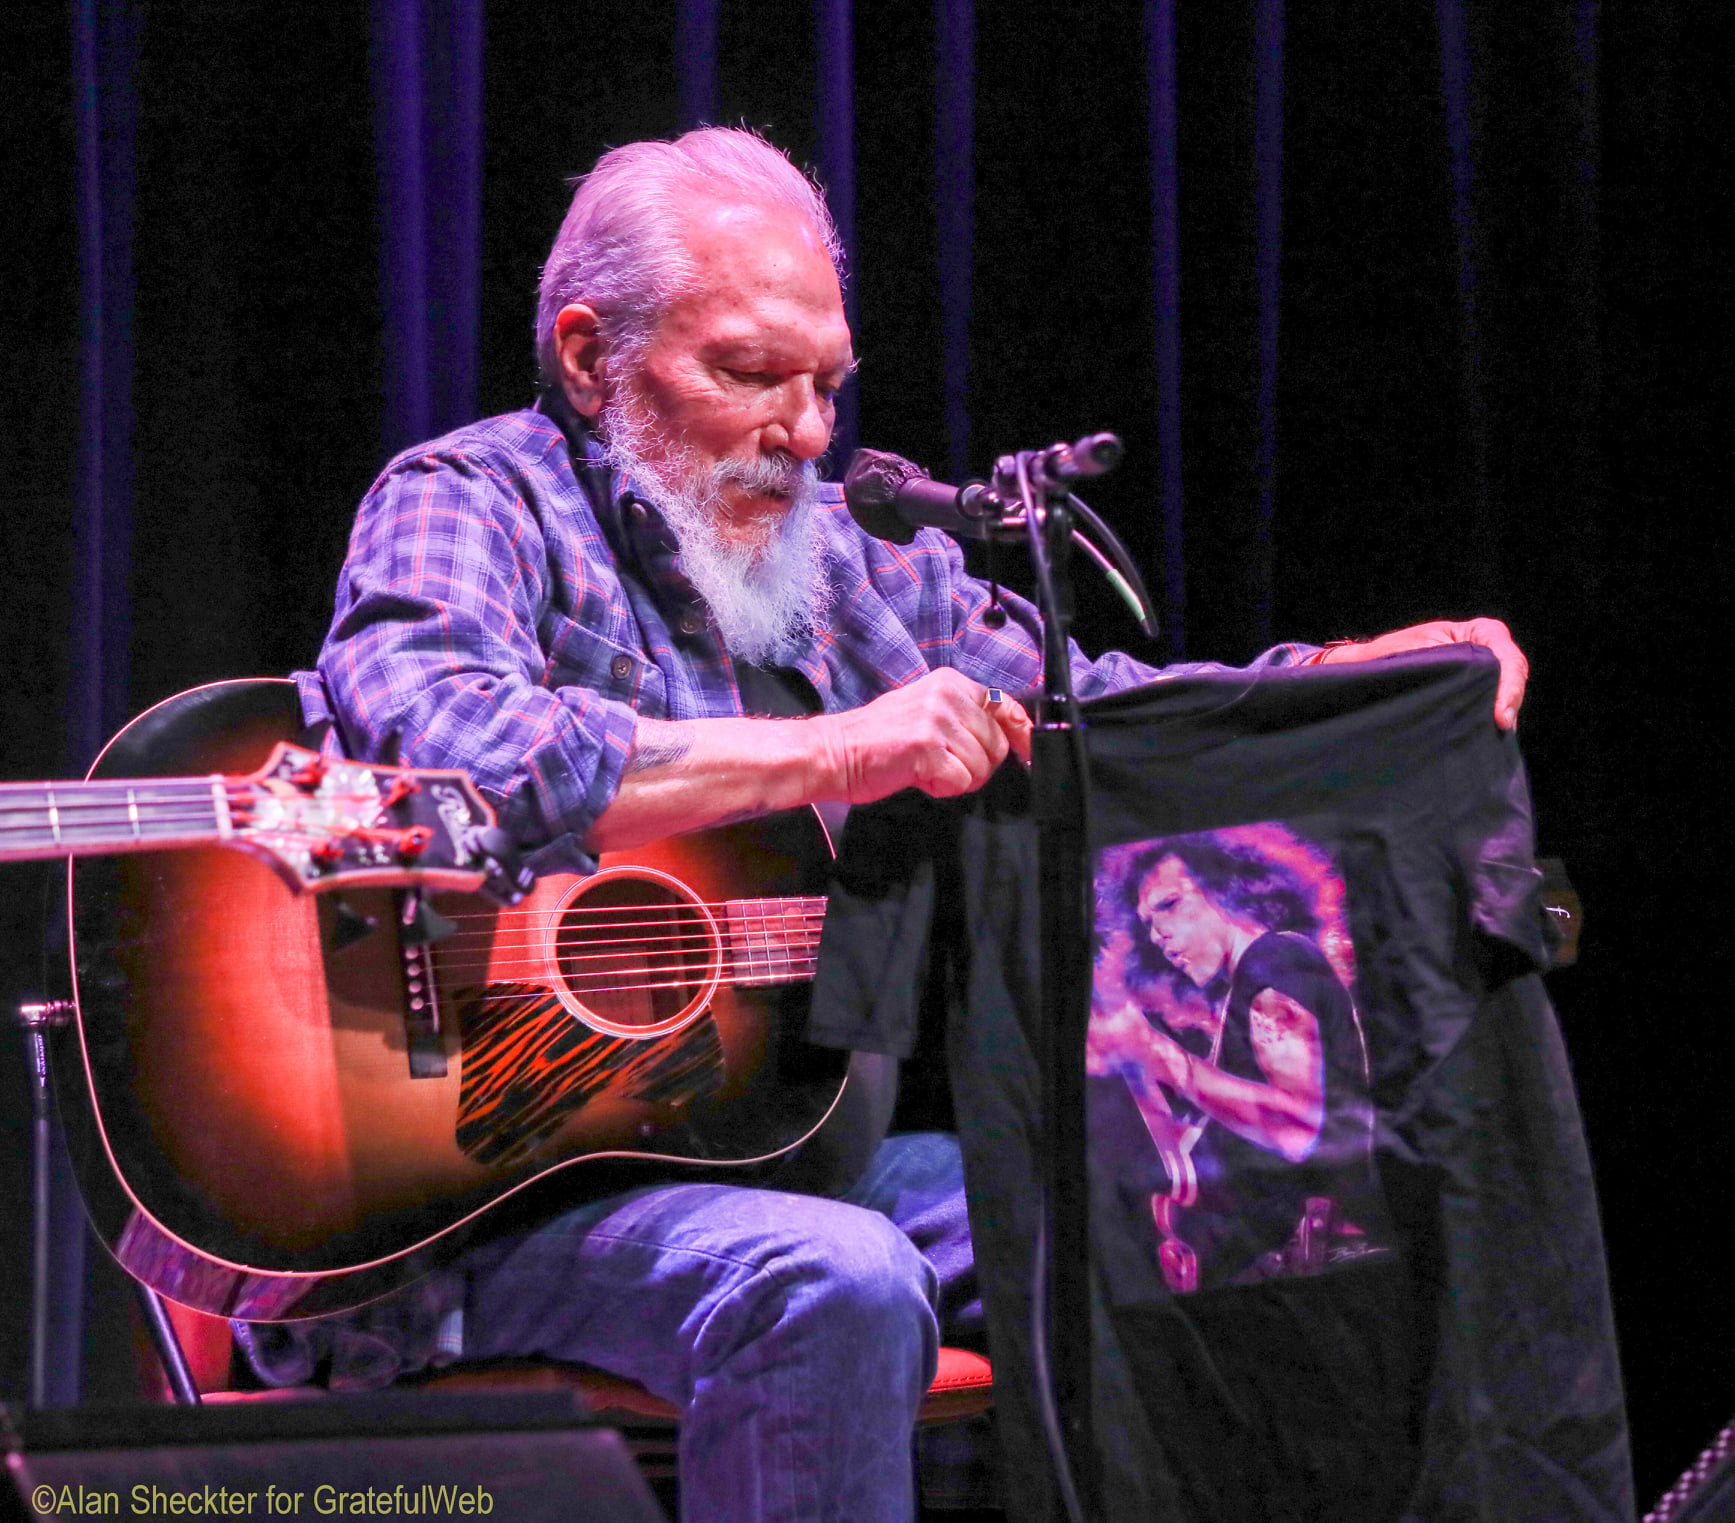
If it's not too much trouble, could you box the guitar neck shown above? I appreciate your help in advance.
[723,895,828,984]
[0,776,236,863]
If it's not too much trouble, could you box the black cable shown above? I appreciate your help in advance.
[1030,1213,1089,1523]
[1066,494,1158,640]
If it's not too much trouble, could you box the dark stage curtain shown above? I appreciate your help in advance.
[372,0,485,457]
[0,0,1728,1506]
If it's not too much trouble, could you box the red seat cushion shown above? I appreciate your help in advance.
[204,1348,994,1427]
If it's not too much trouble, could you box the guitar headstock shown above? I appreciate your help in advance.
[235,744,531,900]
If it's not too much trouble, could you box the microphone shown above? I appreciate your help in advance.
[843,449,997,545]
[1032,432,1123,481]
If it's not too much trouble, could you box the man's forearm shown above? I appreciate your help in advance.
[1177,1056,1322,1164]
[583,715,832,853]
[582,668,1034,854]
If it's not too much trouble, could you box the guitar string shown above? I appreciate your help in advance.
[0,807,382,821]
[0,801,381,831]
[0,809,182,815]
[442,940,818,971]
[435,901,826,927]
[0,817,413,843]
[436,927,822,953]
[434,910,824,940]
[454,957,818,985]
[0,806,243,828]
[0,786,379,810]
[429,943,814,967]
[434,935,821,970]
[433,950,824,981]
[453,963,820,997]
[437,935,820,958]
[0,789,426,829]
[428,923,822,946]
[444,972,819,994]
[0,786,247,795]
[426,943,818,978]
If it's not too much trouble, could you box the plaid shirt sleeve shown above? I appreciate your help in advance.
[318,439,638,877]
[801,505,1315,713]
[923,531,1317,697]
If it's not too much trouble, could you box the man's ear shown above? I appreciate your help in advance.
[553,303,606,417]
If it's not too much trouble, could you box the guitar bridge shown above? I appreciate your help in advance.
[396,888,452,1078]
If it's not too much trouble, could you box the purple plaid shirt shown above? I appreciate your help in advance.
[301,400,1313,875]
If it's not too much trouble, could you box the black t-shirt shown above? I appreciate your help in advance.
[812,647,1633,1523]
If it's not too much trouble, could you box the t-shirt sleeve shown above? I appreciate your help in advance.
[1234,934,1339,1012]
[1454,720,1553,973]
[317,448,638,877]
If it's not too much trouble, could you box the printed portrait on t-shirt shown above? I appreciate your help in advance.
[1090,823,1395,1295]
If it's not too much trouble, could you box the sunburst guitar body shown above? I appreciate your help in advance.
[58,679,848,1320]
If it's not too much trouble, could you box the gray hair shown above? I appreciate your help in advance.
[535,127,845,387]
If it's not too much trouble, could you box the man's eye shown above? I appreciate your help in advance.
[727,369,779,386]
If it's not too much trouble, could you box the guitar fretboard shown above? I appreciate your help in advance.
[723,895,826,985]
[0,778,232,862]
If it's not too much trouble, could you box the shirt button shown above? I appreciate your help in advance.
[677,610,705,637]
[610,653,633,680]
[628,498,649,521]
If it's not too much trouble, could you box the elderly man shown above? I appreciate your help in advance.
[307,127,1527,1523]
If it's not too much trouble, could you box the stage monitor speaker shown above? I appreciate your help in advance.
[2,1389,666,1523]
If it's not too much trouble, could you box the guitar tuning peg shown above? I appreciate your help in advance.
[288,754,329,790]
[379,772,420,808]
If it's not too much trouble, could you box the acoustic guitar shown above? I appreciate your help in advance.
[39,679,847,1321]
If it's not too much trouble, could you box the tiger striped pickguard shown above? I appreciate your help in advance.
[455,981,727,1167]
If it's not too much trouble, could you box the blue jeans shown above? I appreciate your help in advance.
[461,1133,980,1523]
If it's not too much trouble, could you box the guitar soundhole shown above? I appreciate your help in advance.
[549,870,721,1039]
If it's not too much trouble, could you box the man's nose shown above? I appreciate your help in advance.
[766,377,833,461]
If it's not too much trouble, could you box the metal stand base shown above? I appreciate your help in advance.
[15,998,200,1407]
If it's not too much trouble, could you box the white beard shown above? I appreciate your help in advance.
[600,390,832,667]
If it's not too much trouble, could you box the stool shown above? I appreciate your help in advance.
[153,1303,994,1486]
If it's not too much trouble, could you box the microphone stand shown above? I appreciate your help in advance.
[1024,464,1096,1523]
[844,433,1157,1523]
[985,439,1152,1523]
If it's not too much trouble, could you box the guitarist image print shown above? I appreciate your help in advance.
[189,128,1524,1523]
[1087,828,1395,1297]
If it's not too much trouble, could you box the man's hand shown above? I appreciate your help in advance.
[811,668,1033,803]
[1317,617,1528,730]
[587,670,1031,853]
